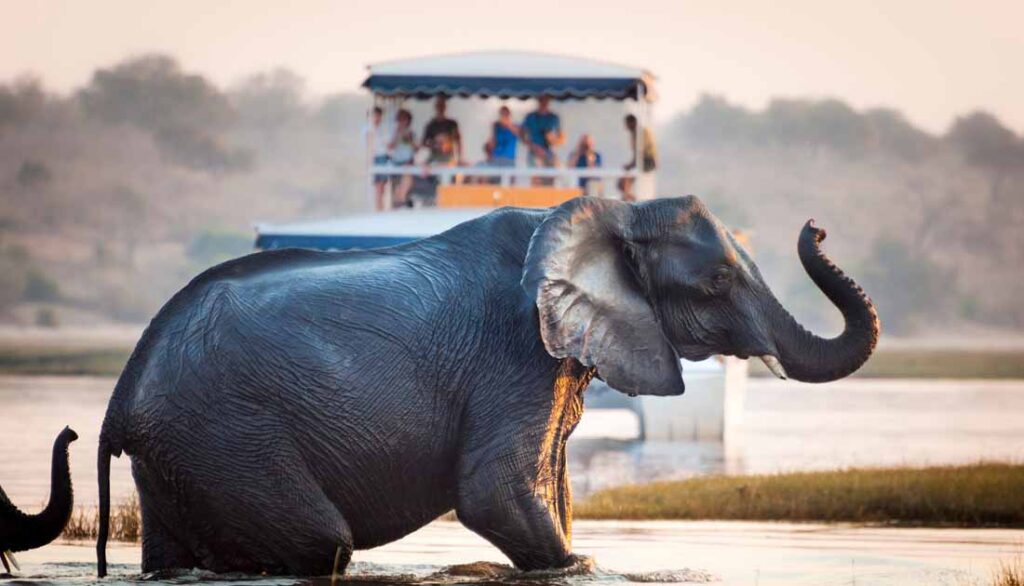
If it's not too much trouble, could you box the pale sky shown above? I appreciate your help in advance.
[2,0,1021,132]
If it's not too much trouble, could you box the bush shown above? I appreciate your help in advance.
[857,236,955,334]
[186,229,253,268]
[16,160,53,188]
[23,268,60,301]
[34,307,58,327]
[0,245,61,312]
[0,245,31,312]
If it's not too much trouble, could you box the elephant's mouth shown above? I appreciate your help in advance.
[676,346,789,380]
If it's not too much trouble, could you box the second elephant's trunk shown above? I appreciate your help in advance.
[0,426,77,556]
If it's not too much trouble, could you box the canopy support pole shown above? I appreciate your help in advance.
[634,84,645,200]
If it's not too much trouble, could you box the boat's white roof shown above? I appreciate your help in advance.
[368,50,650,80]
[255,208,493,238]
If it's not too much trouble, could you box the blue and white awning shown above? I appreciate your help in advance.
[363,51,655,102]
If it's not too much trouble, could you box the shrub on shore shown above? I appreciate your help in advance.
[63,493,140,542]
[994,554,1024,586]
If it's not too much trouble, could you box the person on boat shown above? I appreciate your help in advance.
[470,105,519,185]
[389,109,418,208]
[520,95,564,185]
[405,130,459,207]
[363,107,392,211]
[487,105,519,168]
[617,113,657,202]
[422,96,463,164]
[567,133,603,196]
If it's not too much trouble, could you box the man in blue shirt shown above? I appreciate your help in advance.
[520,95,564,184]
[488,105,519,166]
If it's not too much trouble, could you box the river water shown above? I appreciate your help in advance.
[2,375,1023,584]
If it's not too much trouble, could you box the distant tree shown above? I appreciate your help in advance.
[947,111,1024,261]
[230,68,306,137]
[23,268,60,302]
[763,98,870,154]
[106,184,149,266]
[15,160,52,188]
[0,249,28,312]
[863,108,938,162]
[858,236,956,334]
[78,54,250,172]
[670,95,938,161]
[672,94,758,146]
[947,112,1024,202]
[0,76,47,129]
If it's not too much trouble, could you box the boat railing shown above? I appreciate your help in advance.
[370,164,641,188]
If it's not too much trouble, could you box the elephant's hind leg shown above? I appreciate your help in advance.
[134,459,199,573]
[140,503,198,573]
[263,489,354,576]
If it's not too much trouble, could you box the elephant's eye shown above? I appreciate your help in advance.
[709,267,733,295]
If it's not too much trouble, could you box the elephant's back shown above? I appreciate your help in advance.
[104,243,469,543]
[110,246,449,434]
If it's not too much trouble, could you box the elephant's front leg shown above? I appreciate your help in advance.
[456,371,585,570]
[456,446,575,571]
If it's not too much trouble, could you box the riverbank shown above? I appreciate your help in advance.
[576,463,1024,526]
[3,342,1024,378]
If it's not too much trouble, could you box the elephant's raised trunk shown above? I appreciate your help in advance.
[769,221,880,382]
[0,426,77,559]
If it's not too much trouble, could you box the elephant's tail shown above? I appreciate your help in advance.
[96,439,111,577]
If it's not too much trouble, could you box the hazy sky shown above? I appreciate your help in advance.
[3,0,1021,132]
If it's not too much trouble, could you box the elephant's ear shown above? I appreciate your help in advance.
[521,198,684,396]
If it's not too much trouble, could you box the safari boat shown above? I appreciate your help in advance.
[254,51,747,444]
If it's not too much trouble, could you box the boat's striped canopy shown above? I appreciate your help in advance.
[363,51,655,102]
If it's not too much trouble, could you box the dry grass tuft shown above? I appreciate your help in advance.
[576,463,1024,526]
[62,494,141,542]
[994,555,1024,586]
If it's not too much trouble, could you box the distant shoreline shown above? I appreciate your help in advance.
[2,337,1023,378]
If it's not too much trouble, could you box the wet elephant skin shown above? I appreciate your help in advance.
[96,196,878,576]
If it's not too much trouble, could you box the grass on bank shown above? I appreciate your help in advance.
[748,348,1024,379]
[3,344,1023,378]
[0,345,132,376]
[575,463,1024,526]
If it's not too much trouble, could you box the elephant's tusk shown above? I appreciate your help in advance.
[2,550,20,572]
[760,356,788,380]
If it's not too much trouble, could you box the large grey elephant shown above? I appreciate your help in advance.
[97,196,878,576]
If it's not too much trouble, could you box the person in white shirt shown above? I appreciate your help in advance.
[389,109,418,208]
[363,107,391,211]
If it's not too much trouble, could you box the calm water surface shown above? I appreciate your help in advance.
[6,521,1024,585]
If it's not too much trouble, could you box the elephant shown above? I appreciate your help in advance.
[96,195,879,577]
[1,426,78,574]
